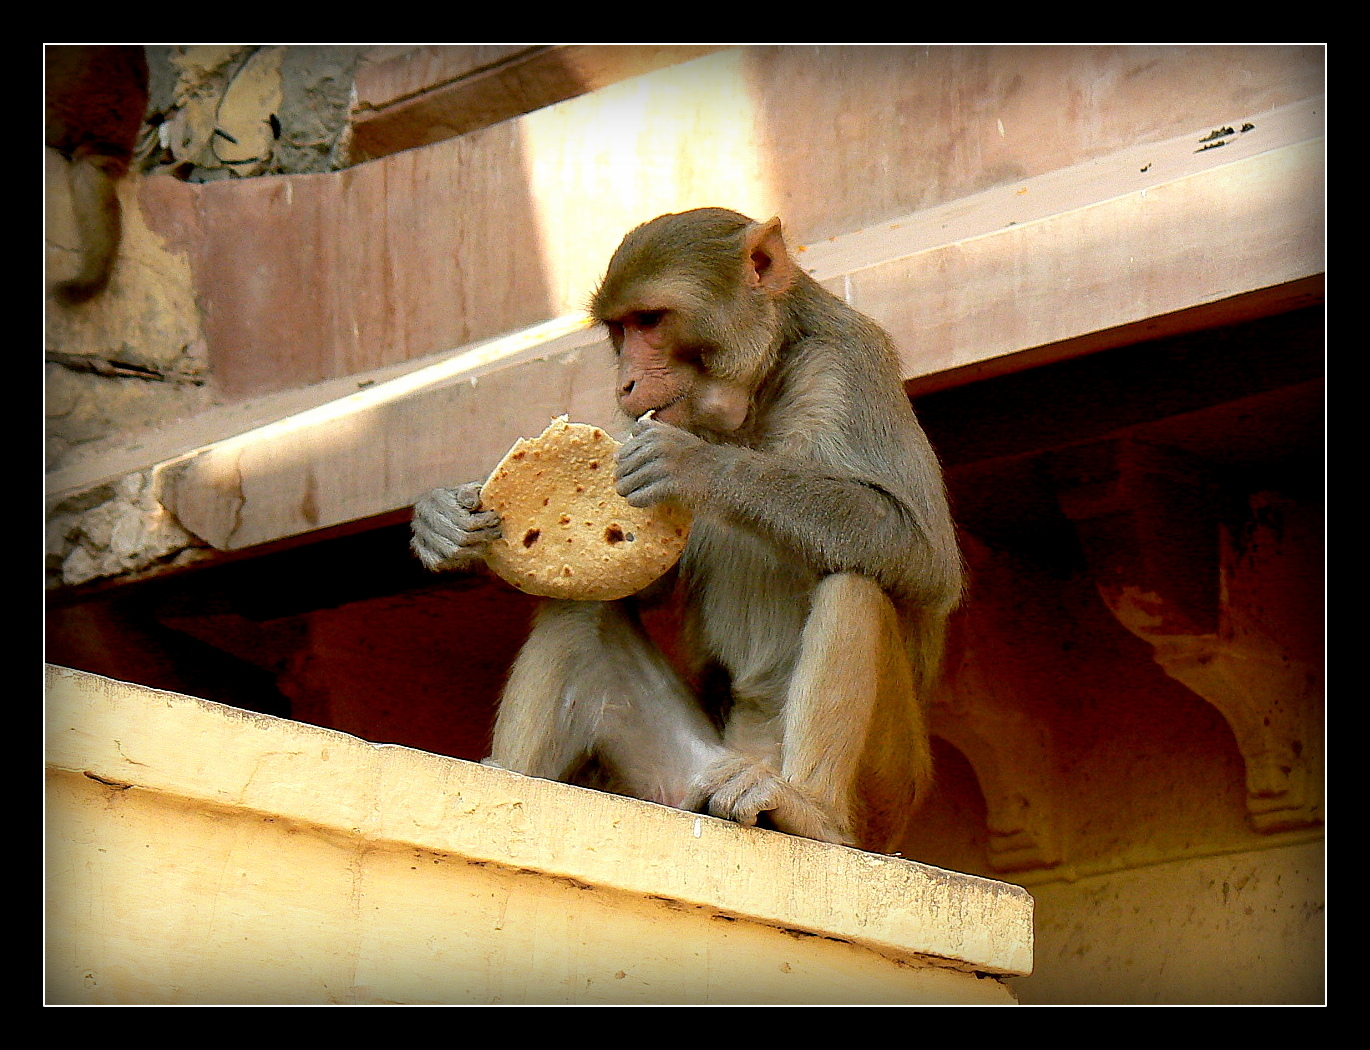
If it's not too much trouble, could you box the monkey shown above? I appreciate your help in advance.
[45,45,149,305]
[411,208,962,851]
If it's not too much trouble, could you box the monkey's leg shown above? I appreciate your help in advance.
[687,573,918,847]
[780,572,923,848]
[489,599,727,808]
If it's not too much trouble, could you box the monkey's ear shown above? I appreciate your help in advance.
[743,217,796,295]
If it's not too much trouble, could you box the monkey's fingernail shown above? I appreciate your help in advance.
[639,410,655,422]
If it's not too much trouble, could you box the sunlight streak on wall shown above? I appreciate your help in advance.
[516,49,779,316]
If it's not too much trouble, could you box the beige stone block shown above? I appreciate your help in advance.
[46,665,1032,1005]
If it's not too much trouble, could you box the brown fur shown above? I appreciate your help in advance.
[413,208,962,851]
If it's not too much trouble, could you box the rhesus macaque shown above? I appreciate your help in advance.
[412,208,962,850]
[45,45,149,304]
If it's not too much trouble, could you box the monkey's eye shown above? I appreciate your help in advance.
[634,310,665,329]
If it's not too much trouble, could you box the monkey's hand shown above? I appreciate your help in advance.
[685,754,855,847]
[614,415,717,509]
[410,481,502,572]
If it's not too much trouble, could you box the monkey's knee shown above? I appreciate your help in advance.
[806,573,902,650]
[812,571,890,611]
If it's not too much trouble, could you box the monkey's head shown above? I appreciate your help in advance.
[590,208,797,434]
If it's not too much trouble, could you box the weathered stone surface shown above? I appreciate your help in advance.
[46,665,1032,1004]
[47,471,197,587]
[45,162,209,471]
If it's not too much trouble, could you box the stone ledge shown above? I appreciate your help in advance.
[45,664,1032,1004]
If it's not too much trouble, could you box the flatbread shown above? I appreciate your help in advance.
[480,417,691,601]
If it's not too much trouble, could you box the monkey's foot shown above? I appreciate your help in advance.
[685,755,854,846]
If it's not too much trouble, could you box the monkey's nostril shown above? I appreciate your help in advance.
[620,379,636,395]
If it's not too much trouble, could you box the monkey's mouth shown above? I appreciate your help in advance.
[624,392,687,425]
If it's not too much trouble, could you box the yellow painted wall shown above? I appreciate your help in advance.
[45,666,1030,1005]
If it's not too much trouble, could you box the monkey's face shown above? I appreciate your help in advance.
[606,309,749,434]
[591,208,793,436]
[609,309,685,416]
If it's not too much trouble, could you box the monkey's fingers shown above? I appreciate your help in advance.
[683,753,751,810]
[613,431,658,474]
[690,755,784,827]
[464,509,503,535]
[412,489,503,570]
[690,755,855,845]
[411,508,471,553]
[453,481,484,511]
[705,770,765,820]
[614,463,673,507]
[766,793,855,847]
[726,773,853,845]
[617,432,682,499]
[416,489,502,536]
[411,532,459,572]
[718,781,787,828]
[413,486,461,522]
[616,479,672,508]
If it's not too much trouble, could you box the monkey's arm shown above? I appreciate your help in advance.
[616,417,957,604]
[410,481,502,571]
